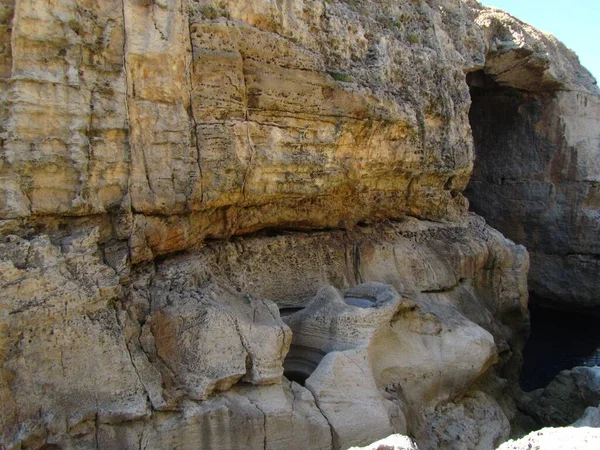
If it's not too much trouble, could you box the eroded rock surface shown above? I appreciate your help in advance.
[519,366,600,429]
[464,6,600,310]
[1,0,482,263]
[0,0,596,449]
[284,281,499,448]
[0,231,148,448]
[573,405,600,428]
[416,390,510,450]
[1,215,529,449]
[142,272,292,403]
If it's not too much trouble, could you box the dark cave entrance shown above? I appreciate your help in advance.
[282,344,325,386]
[464,68,551,239]
[465,69,600,390]
[280,306,325,386]
[519,299,600,391]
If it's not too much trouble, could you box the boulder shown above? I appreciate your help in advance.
[145,281,292,402]
[415,390,510,450]
[519,366,600,427]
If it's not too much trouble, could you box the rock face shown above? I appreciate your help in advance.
[519,367,600,429]
[416,390,511,450]
[1,216,529,449]
[463,7,600,310]
[572,406,600,428]
[0,0,479,260]
[0,0,597,449]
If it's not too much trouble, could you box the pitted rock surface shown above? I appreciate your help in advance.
[1,1,598,449]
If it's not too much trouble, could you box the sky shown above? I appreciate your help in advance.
[484,0,599,81]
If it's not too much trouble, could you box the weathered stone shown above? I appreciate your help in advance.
[0,215,529,449]
[1,0,597,449]
[290,282,498,449]
[0,231,148,448]
[370,295,497,408]
[464,7,600,310]
[415,390,510,450]
[497,427,600,450]
[519,366,600,428]
[144,274,292,402]
[306,348,395,450]
[572,405,600,428]
[96,382,332,450]
[2,0,482,255]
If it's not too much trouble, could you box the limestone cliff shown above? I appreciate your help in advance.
[463,6,600,310]
[1,217,529,449]
[1,0,480,261]
[0,1,597,449]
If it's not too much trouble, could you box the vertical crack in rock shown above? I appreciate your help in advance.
[353,244,363,285]
[121,0,133,202]
[141,117,159,198]
[115,308,153,411]
[150,3,167,41]
[94,412,100,450]
[144,325,178,382]
[231,295,257,377]
[186,7,203,205]
[304,384,337,449]
[246,396,268,450]
[59,349,66,378]
[237,50,256,204]
[344,245,353,285]
[137,421,149,450]
[85,89,95,196]
[137,430,144,450]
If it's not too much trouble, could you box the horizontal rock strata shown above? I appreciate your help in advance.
[1,0,598,449]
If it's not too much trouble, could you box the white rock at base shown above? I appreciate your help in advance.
[348,434,420,450]
[497,427,600,450]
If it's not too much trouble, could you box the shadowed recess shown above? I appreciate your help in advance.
[283,344,326,386]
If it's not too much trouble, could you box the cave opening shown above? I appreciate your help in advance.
[520,298,600,391]
[278,306,306,318]
[464,67,547,238]
[465,69,600,390]
[282,344,325,386]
